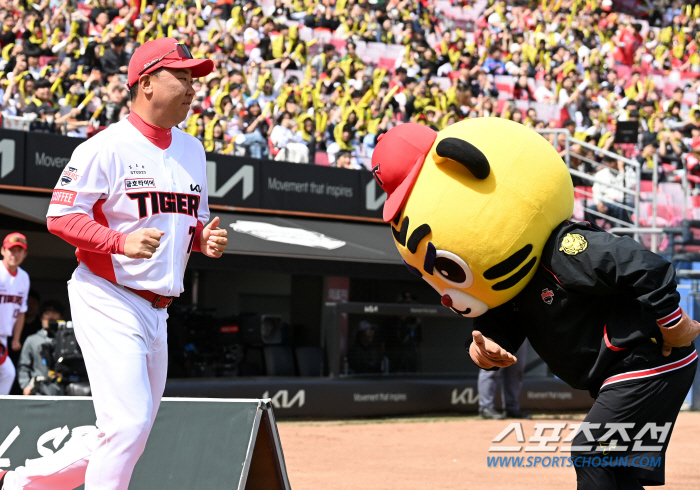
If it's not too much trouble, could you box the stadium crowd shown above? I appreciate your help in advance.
[3,0,700,178]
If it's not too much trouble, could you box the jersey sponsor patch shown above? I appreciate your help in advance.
[559,233,588,255]
[125,178,156,190]
[50,189,77,206]
[61,167,80,186]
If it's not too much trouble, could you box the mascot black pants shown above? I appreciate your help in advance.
[572,361,697,490]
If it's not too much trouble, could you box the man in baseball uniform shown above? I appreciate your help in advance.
[0,232,30,395]
[1,38,227,490]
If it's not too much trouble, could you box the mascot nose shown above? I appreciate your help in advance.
[441,295,453,308]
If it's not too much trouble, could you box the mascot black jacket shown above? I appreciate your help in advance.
[474,221,696,398]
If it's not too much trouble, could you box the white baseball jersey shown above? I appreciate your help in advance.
[46,119,210,297]
[0,263,29,338]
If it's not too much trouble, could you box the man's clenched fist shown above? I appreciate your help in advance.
[469,331,518,369]
[124,228,164,259]
[659,310,700,357]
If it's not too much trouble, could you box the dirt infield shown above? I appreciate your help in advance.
[278,412,700,490]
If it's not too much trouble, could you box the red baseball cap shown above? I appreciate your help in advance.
[3,232,27,250]
[371,123,438,222]
[127,38,214,90]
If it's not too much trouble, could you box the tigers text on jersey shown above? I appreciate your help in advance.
[0,263,29,338]
[46,119,210,297]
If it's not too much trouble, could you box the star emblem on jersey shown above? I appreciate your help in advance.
[559,233,588,255]
[129,163,147,175]
[541,288,554,305]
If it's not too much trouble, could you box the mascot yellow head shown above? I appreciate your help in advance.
[372,118,574,317]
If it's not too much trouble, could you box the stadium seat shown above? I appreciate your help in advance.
[656,205,675,223]
[640,180,654,193]
[494,75,514,98]
[377,57,396,72]
[384,44,404,59]
[268,138,281,158]
[263,346,296,376]
[636,202,652,226]
[366,42,386,52]
[573,198,585,221]
[329,38,346,53]
[39,56,57,67]
[239,347,265,376]
[307,42,320,56]
[659,182,685,207]
[495,83,514,99]
[432,77,452,90]
[314,152,330,166]
[574,186,592,200]
[298,26,314,42]
[655,193,671,206]
[313,27,332,43]
[295,347,325,377]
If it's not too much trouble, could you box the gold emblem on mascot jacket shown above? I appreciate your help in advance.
[559,233,588,255]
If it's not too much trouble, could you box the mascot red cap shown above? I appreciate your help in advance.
[371,124,437,222]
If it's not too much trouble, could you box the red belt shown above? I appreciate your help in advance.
[124,286,173,309]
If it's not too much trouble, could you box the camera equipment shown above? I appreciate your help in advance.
[42,320,89,392]
[168,306,247,377]
[53,321,83,364]
[168,306,291,378]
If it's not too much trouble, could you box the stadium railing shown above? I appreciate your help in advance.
[541,128,698,253]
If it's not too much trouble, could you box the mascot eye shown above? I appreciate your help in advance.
[433,251,473,288]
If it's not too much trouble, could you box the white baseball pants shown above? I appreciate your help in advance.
[3,263,169,490]
[0,337,15,395]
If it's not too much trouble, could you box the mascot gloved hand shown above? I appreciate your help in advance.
[370,118,573,367]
